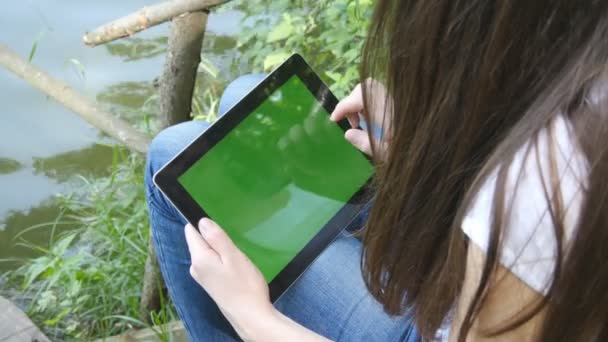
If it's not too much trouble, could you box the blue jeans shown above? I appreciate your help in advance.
[144,74,420,341]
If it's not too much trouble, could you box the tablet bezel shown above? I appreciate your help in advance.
[153,53,373,302]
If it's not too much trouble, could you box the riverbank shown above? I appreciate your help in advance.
[1,1,372,339]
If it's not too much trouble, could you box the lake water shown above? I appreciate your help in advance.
[0,0,253,272]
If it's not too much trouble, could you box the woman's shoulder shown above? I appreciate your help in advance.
[462,114,588,295]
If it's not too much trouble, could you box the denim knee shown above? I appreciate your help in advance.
[144,121,211,218]
[146,121,210,178]
[145,73,266,219]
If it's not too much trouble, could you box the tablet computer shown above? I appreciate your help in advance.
[153,53,374,301]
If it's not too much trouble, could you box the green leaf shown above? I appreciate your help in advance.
[23,257,52,288]
[263,52,291,71]
[52,233,77,256]
[36,290,57,312]
[326,71,342,83]
[43,308,71,326]
[67,58,86,81]
[28,31,46,62]
[267,15,294,43]
[198,55,219,79]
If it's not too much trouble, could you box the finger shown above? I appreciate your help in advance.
[184,223,219,264]
[345,129,372,156]
[330,85,362,127]
[331,100,360,128]
[198,218,237,261]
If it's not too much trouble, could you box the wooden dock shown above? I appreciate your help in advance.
[96,321,187,342]
[0,294,187,342]
[0,295,50,342]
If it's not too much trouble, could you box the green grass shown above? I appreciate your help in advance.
[2,149,176,341]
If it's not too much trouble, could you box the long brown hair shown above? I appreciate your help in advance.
[360,0,608,340]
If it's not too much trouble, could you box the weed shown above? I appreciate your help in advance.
[3,150,176,340]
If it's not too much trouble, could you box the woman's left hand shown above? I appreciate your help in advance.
[184,218,274,340]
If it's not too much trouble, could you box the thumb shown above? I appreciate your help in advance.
[198,218,237,261]
[345,129,372,156]
[184,223,219,263]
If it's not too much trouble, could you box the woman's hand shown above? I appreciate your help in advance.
[185,219,332,342]
[330,79,392,158]
[184,219,274,340]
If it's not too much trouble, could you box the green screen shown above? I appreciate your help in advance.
[178,76,373,282]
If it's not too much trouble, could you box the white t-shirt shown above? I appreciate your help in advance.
[437,114,588,341]
[463,114,587,294]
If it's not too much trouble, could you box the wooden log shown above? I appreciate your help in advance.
[0,44,150,154]
[83,0,229,47]
[159,11,208,127]
[139,235,165,324]
[0,296,50,342]
[139,10,209,323]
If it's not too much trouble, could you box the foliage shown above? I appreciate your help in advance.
[191,55,224,122]
[191,0,374,125]
[3,150,176,340]
[232,0,374,98]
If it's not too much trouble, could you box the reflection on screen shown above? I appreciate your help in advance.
[178,76,374,282]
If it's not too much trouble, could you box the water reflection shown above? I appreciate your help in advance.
[0,143,119,272]
[96,80,157,124]
[0,158,23,175]
[0,198,75,271]
[105,37,168,62]
[97,81,156,109]
[0,0,259,272]
[0,168,63,223]
[32,144,117,183]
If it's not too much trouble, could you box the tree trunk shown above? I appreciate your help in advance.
[139,11,208,323]
[139,236,165,324]
[159,11,208,127]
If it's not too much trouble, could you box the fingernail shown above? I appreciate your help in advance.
[198,218,211,235]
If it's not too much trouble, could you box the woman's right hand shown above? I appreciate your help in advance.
[330,80,392,158]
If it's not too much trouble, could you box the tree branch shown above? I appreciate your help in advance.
[0,43,150,154]
[83,0,229,47]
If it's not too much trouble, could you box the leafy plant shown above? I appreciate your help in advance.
[191,0,373,125]
[232,0,373,97]
[4,150,176,340]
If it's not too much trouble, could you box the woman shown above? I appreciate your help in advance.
[145,0,608,340]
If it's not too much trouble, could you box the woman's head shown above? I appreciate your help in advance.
[360,0,608,340]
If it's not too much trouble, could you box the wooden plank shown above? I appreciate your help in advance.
[0,296,50,342]
[96,321,187,342]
